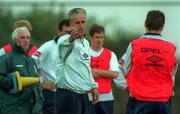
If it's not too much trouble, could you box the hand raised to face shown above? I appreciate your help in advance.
[69,26,80,42]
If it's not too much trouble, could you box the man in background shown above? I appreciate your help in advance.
[55,8,99,114]
[0,27,43,114]
[32,19,70,114]
[88,24,119,114]
[0,19,37,56]
[121,10,177,114]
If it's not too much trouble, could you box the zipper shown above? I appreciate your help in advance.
[25,55,30,76]
[79,39,85,47]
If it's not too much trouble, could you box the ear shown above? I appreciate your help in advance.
[89,36,93,41]
[57,30,61,36]
[13,38,17,43]
[159,26,164,31]
[144,21,147,28]
[144,21,149,32]
[14,39,20,46]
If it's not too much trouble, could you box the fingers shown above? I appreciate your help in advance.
[92,93,99,104]
[41,83,56,90]
[69,27,79,42]
[71,29,79,36]
[91,88,99,104]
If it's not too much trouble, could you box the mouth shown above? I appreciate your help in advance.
[23,44,29,47]
[78,30,83,33]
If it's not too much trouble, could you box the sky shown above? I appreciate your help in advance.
[1,0,180,56]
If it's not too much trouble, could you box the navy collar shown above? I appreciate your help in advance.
[144,33,161,36]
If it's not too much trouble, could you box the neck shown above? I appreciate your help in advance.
[91,46,102,52]
[79,35,84,39]
[146,30,161,34]
[24,49,28,53]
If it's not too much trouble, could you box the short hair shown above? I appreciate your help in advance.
[68,8,86,21]
[89,24,105,37]
[13,20,32,32]
[145,10,165,31]
[12,27,30,40]
[58,19,70,31]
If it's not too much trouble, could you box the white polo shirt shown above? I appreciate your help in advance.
[56,34,98,94]
[32,39,62,92]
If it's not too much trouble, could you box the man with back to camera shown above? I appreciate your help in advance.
[120,10,178,114]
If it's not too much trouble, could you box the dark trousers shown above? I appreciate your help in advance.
[89,101,113,114]
[42,89,55,114]
[126,97,172,114]
[54,88,90,114]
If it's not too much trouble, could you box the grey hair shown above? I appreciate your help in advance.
[68,8,86,21]
[12,27,30,40]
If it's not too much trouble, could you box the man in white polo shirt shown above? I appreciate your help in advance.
[55,8,99,114]
[32,19,70,114]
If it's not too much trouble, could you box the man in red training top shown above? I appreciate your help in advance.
[88,24,119,114]
[120,10,177,114]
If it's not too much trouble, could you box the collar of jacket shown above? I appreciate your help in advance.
[144,33,161,36]
[54,36,60,44]
[12,42,29,55]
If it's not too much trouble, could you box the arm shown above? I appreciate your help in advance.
[172,63,178,86]
[0,74,12,90]
[0,48,6,56]
[91,69,118,79]
[172,51,178,86]
[88,45,99,104]
[0,55,13,90]
[89,67,99,104]
[91,51,119,79]
[32,42,57,90]
[120,43,132,77]
[69,26,82,43]
[58,35,75,62]
[31,43,48,68]
[57,26,82,60]
[113,71,127,90]
[90,87,99,104]
[40,83,56,90]
[113,43,132,91]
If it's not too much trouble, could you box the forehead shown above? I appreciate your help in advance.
[71,13,86,22]
[62,25,70,29]
[93,32,104,36]
[18,31,30,36]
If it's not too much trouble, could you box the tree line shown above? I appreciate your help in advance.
[0,7,179,114]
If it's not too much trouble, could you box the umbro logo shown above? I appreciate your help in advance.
[147,55,163,64]
[83,53,89,60]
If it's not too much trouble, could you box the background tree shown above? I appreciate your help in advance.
[0,7,179,114]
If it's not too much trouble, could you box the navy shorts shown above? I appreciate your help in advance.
[126,97,172,114]
[42,89,55,114]
[54,88,90,114]
[89,100,113,114]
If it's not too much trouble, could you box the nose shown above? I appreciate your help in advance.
[79,22,84,29]
[24,37,30,43]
